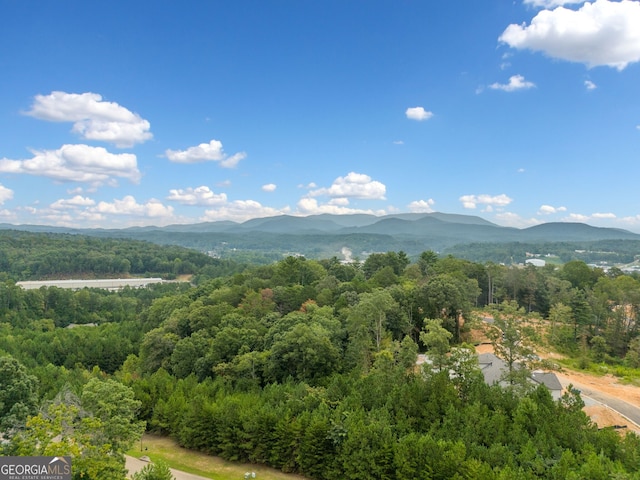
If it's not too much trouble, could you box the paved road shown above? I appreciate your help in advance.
[556,375,640,428]
[126,455,212,480]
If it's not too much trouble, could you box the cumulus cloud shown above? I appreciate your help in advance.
[0,184,13,205]
[584,80,597,90]
[25,91,152,147]
[459,194,513,209]
[296,198,385,216]
[489,75,536,92]
[308,172,386,200]
[524,0,585,7]
[493,211,541,228]
[0,209,15,220]
[201,200,288,223]
[408,199,435,213]
[560,211,618,224]
[500,0,640,70]
[50,195,96,209]
[167,186,227,206]
[591,212,617,219]
[0,144,140,185]
[165,139,246,167]
[328,197,350,206]
[262,183,277,192]
[405,107,434,121]
[91,195,174,218]
[564,213,590,222]
[538,204,567,215]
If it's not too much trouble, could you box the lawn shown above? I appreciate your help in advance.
[127,434,309,480]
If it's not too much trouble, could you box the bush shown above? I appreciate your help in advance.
[130,460,175,480]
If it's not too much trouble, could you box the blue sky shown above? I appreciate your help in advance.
[1,0,639,230]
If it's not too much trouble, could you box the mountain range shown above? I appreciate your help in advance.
[2,212,639,263]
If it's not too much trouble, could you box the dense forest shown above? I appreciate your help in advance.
[3,233,640,478]
[0,230,241,280]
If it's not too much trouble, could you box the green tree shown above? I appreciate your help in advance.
[349,290,398,352]
[486,301,536,388]
[0,355,38,431]
[625,337,640,368]
[131,461,175,480]
[12,399,127,480]
[417,274,478,342]
[81,377,146,455]
[420,318,452,373]
[268,322,340,383]
[548,302,573,348]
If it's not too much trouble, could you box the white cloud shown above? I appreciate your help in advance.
[564,213,590,222]
[0,209,15,220]
[262,183,277,192]
[296,197,385,216]
[50,195,96,209]
[405,107,434,121]
[408,199,435,213]
[523,0,585,7]
[560,211,617,224]
[167,186,227,206]
[619,215,640,229]
[493,211,541,228]
[591,212,617,219]
[201,200,288,223]
[538,204,567,214]
[308,172,386,200]
[328,197,350,206]
[91,195,174,218]
[459,194,513,209]
[585,80,597,90]
[500,0,640,70]
[0,184,14,205]
[165,139,246,167]
[489,75,536,92]
[0,144,140,185]
[25,91,152,148]
[393,140,404,145]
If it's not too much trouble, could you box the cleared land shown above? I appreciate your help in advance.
[474,342,640,433]
[127,434,308,480]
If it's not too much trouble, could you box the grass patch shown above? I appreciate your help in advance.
[127,434,308,480]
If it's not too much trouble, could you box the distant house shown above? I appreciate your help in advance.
[478,352,563,399]
[525,258,546,267]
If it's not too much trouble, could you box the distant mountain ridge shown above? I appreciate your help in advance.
[2,212,639,261]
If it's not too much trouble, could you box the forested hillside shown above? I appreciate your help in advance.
[0,230,241,281]
[2,236,640,478]
[4,213,640,264]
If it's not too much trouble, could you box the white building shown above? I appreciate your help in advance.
[16,278,164,291]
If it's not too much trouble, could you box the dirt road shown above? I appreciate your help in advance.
[555,371,640,432]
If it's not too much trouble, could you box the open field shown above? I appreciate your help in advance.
[127,434,308,480]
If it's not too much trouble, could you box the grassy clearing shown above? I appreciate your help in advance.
[127,434,308,480]
[554,357,640,385]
